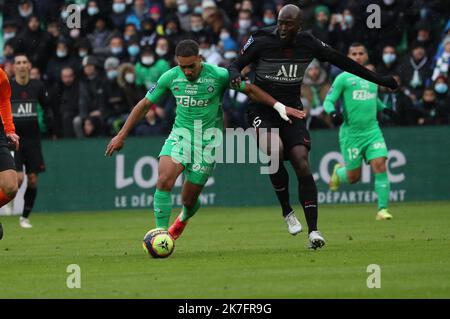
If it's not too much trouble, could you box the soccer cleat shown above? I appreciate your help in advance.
[168,214,187,240]
[329,163,342,191]
[308,230,326,250]
[284,211,302,235]
[0,222,3,240]
[19,217,33,229]
[376,209,393,221]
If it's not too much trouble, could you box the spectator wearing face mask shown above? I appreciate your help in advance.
[188,13,212,42]
[45,38,78,83]
[1,20,20,51]
[107,35,128,63]
[154,36,174,66]
[125,36,141,64]
[102,57,128,136]
[377,45,400,76]
[117,63,147,111]
[233,9,259,44]
[221,38,239,66]
[329,9,361,54]
[11,0,35,28]
[261,4,276,26]
[433,75,450,124]
[78,0,103,34]
[123,23,139,45]
[135,46,170,90]
[110,0,129,31]
[176,0,192,32]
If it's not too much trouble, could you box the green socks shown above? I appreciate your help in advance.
[153,189,172,229]
[180,199,201,223]
[336,166,349,183]
[375,172,390,210]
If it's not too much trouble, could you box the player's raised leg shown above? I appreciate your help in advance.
[169,180,203,240]
[154,156,184,230]
[288,145,325,248]
[370,157,392,220]
[259,129,301,235]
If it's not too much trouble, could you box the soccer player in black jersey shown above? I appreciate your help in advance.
[10,54,51,228]
[228,5,398,249]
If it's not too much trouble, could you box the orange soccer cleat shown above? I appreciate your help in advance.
[168,215,188,240]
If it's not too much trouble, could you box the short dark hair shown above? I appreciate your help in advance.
[348,42,367,53]
[175,39,199,57]
[13,53,30,62]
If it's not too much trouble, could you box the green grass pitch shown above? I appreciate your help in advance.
[1,202,449,298]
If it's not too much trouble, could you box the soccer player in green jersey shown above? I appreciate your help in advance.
[105,40,305,239]
[324,43,395,221]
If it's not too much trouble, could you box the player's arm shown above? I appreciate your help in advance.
[310,35,398,90]
[323,75,345,126]
[0,73,19,150]
[227,35,260,89]
[240,82,305,122]
[105,71,171,156]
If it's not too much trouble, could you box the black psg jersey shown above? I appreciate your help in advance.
[229,26,396,108]
[10,79,48,138]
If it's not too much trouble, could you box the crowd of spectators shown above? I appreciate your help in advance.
[0,0,449,139]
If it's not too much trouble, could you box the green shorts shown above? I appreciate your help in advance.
[159,130,217,186]
[339,128,388,170]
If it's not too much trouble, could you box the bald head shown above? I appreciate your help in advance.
[279,4,302,20]
[277,4,302,43]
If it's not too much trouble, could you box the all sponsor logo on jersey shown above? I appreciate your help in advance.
[266,64,302,82]
[11,101,37,118]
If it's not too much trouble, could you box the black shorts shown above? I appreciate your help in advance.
[247,105,311,158]
[14,138,46,174]
[0,144,16,172]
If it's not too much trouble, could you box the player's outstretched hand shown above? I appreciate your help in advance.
[105,135,125,157]
[6,133,20,151]
[286,107,306,122]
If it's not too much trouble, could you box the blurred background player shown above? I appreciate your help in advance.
[105,40,305,240]
[324,43,396,220]
[0,67,20,239]
[9,54,51,228]
[228,4,398,249]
